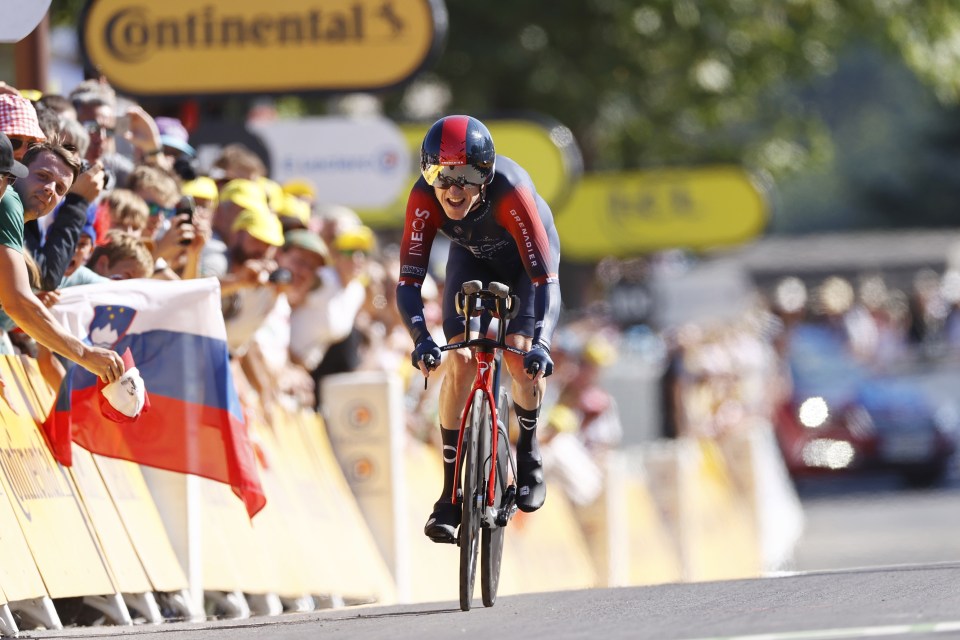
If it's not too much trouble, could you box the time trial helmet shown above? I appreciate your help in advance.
[420,115,495,188]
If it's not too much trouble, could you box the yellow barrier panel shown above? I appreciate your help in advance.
[623,472,683,586]
[69,447,152,594]
[199,476,280,595]
[295,411,397,602]
[500,487,598,594]
[247,422,315,598]
[402,436,462,603]
[0,357,116,599]
[643,438,761,582]
[0,411,49,603]
[94,457,189,593]
[17,356,185,596]
[573,452,682,587]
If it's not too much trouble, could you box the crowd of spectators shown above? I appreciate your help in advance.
[0,77,388,419]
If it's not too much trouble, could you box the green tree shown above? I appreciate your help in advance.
[383,0,960,180]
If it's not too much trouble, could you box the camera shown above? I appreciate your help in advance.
[80,159,114,191]
[175,194,195,246]
[267,268,292,285]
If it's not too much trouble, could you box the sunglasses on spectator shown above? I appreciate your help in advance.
[7,137,27,151]
[81,121,116,138]
[147,202,177,218]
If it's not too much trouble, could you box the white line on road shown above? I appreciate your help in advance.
[688,620,960,640]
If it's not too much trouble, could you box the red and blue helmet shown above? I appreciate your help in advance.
[420,115,496,188]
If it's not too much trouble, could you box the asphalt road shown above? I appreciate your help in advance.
[20,563,960,640]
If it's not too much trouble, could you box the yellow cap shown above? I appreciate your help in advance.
[282,179,317,200]
[220,178,268,213]
[582,335,617,367]
[258,177,285,212]
[278,193,311,225]
[547,404,579,434]
[232,209,284,247]
[333,225,375,253]
[182,177,219,203]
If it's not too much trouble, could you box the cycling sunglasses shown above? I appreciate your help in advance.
[422,163,490,189]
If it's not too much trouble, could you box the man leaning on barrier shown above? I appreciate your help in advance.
[0,133,124,384]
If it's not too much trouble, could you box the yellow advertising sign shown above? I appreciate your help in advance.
[358,118,582,228]
[80,0,446,96]
[555,167,768,261]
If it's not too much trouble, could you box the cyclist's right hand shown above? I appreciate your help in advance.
[411,337,442,374]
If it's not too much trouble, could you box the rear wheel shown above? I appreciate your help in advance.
[481,393,509,607]
[459,391,484,611]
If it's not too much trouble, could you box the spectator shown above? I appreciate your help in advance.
[88,230,154,280]
[12,142,104,290]
[0,93,46,161]
[37,93,77,122]
[220,207,285,355]
[303,224,375,409]
[60,212,99,286]
[203,178,268,278]
[102,188,149,237]
[0,132,123,382]
[126,164,194,277]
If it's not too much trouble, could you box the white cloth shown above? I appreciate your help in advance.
[101,366,147,418]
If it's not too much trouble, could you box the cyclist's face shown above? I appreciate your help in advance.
[434,182,482,220]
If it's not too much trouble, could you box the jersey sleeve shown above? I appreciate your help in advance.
[494,185,562,349]
[396,185,442,345]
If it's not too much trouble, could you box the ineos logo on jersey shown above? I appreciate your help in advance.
[509,209,539,267]
[408,207,431,256]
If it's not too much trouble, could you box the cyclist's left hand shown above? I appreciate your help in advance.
[523,343,554,380]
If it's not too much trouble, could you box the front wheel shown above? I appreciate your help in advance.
[458,391,484,611]
[481,391,509,607]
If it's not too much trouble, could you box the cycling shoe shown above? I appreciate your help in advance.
[515,454,546,513]
[424,500,461,544]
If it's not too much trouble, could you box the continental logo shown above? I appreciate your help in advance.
[80,0,447,96]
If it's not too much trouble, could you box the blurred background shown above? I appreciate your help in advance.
[6,0,960,573]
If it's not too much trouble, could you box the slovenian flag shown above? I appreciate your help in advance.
[41,277,266,518]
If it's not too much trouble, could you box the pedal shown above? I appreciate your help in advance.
[495,485,517,527]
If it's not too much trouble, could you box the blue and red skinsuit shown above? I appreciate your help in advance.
[396,155,562,350]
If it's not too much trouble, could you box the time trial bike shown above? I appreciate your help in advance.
[423,279,525,611]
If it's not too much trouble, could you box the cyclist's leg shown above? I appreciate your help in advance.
[502,271,548,513]
[424,247,485,542]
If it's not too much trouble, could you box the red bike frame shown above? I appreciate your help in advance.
[450,349,502,509]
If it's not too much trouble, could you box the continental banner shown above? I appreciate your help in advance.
[80,0,448,97]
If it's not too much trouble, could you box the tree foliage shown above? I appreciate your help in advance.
[382,0,960,180]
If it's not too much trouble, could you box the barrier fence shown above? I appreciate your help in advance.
[0,355,802,635]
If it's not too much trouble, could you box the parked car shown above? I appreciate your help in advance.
[774,323,957,487]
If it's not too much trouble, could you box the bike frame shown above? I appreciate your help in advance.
[442,289,524,511]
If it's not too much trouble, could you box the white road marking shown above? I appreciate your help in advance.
[688,620,960,640]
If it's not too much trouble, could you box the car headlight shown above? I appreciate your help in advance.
[798,396,829,428]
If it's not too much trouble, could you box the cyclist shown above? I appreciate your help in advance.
[396,115,561,543]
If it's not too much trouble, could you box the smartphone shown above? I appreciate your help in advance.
[175,194,195,246]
